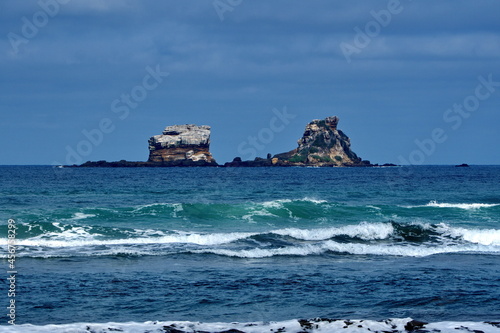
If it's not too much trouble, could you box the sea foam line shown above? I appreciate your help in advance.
[273,223,393,241]
[192,240,499,258]
[3,222,500,248]
[445,227,500,246]
[0,222,397,248]
[0,318,499,333]
[408,201,500,209]
[0,231,257,248]
[3,239,500,259]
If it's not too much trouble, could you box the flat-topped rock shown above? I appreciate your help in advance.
[148,124,216,166]
[150,124,211,148]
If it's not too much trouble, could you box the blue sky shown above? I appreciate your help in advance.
[1,0,499,165]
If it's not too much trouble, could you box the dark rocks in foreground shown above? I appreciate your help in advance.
[404,319,429,331]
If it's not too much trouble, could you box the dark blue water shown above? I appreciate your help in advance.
[1,166,500,326]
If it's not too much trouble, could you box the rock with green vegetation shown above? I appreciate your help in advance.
[273,116,370,167]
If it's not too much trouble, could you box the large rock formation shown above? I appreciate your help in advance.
[225,116,370,167]
[75,117,377,168]
[148,124,217,166]
[273,116,367,166]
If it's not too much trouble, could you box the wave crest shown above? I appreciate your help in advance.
[420,201,499,209]
[2,221,500,259]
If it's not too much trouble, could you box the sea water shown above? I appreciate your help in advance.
[1,165,499,332]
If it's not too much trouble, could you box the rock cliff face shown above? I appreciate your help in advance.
[273,116,368,166]
[147,124,217,166]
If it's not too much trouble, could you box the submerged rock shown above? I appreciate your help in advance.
[404,319,429,331]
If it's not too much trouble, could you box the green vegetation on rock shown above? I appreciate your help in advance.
[312,135,328,148]
[288,154,307,163]
[311,155,332,162]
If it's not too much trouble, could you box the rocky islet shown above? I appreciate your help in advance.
[76,116,378,167]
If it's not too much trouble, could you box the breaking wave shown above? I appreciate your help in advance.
[409,201,500,210]
[2,220,500,259]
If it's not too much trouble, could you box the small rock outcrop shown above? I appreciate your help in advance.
[148,124,217,166]
[272,116,369,166]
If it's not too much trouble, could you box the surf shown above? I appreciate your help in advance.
[1,318,499,333]
[3,221,500,259]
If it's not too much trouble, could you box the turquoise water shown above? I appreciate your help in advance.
[1,166,499,328]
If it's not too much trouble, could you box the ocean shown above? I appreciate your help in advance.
[1,165,500,333]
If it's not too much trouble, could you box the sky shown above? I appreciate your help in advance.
[1,0,500,165]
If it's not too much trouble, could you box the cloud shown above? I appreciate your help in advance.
[0,0,499,164]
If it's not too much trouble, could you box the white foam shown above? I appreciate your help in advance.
[71,212,96,220]
[28,225,99,243]
[243,209,277,219]
[52,222,65,231]
[273,223,394,241]
[300,197,328,204]
[133,202,171,210]
[1,318,499,333]
[194,240,499,258]
[131,228,169,237]
[5,222,500,258]
[132,202,183,215]
[171,203,184,217]
[425,201,499,209]
[261,199,292,208]
[261,198,327,209]
[0,230,256,248]
[447,227,500,246]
